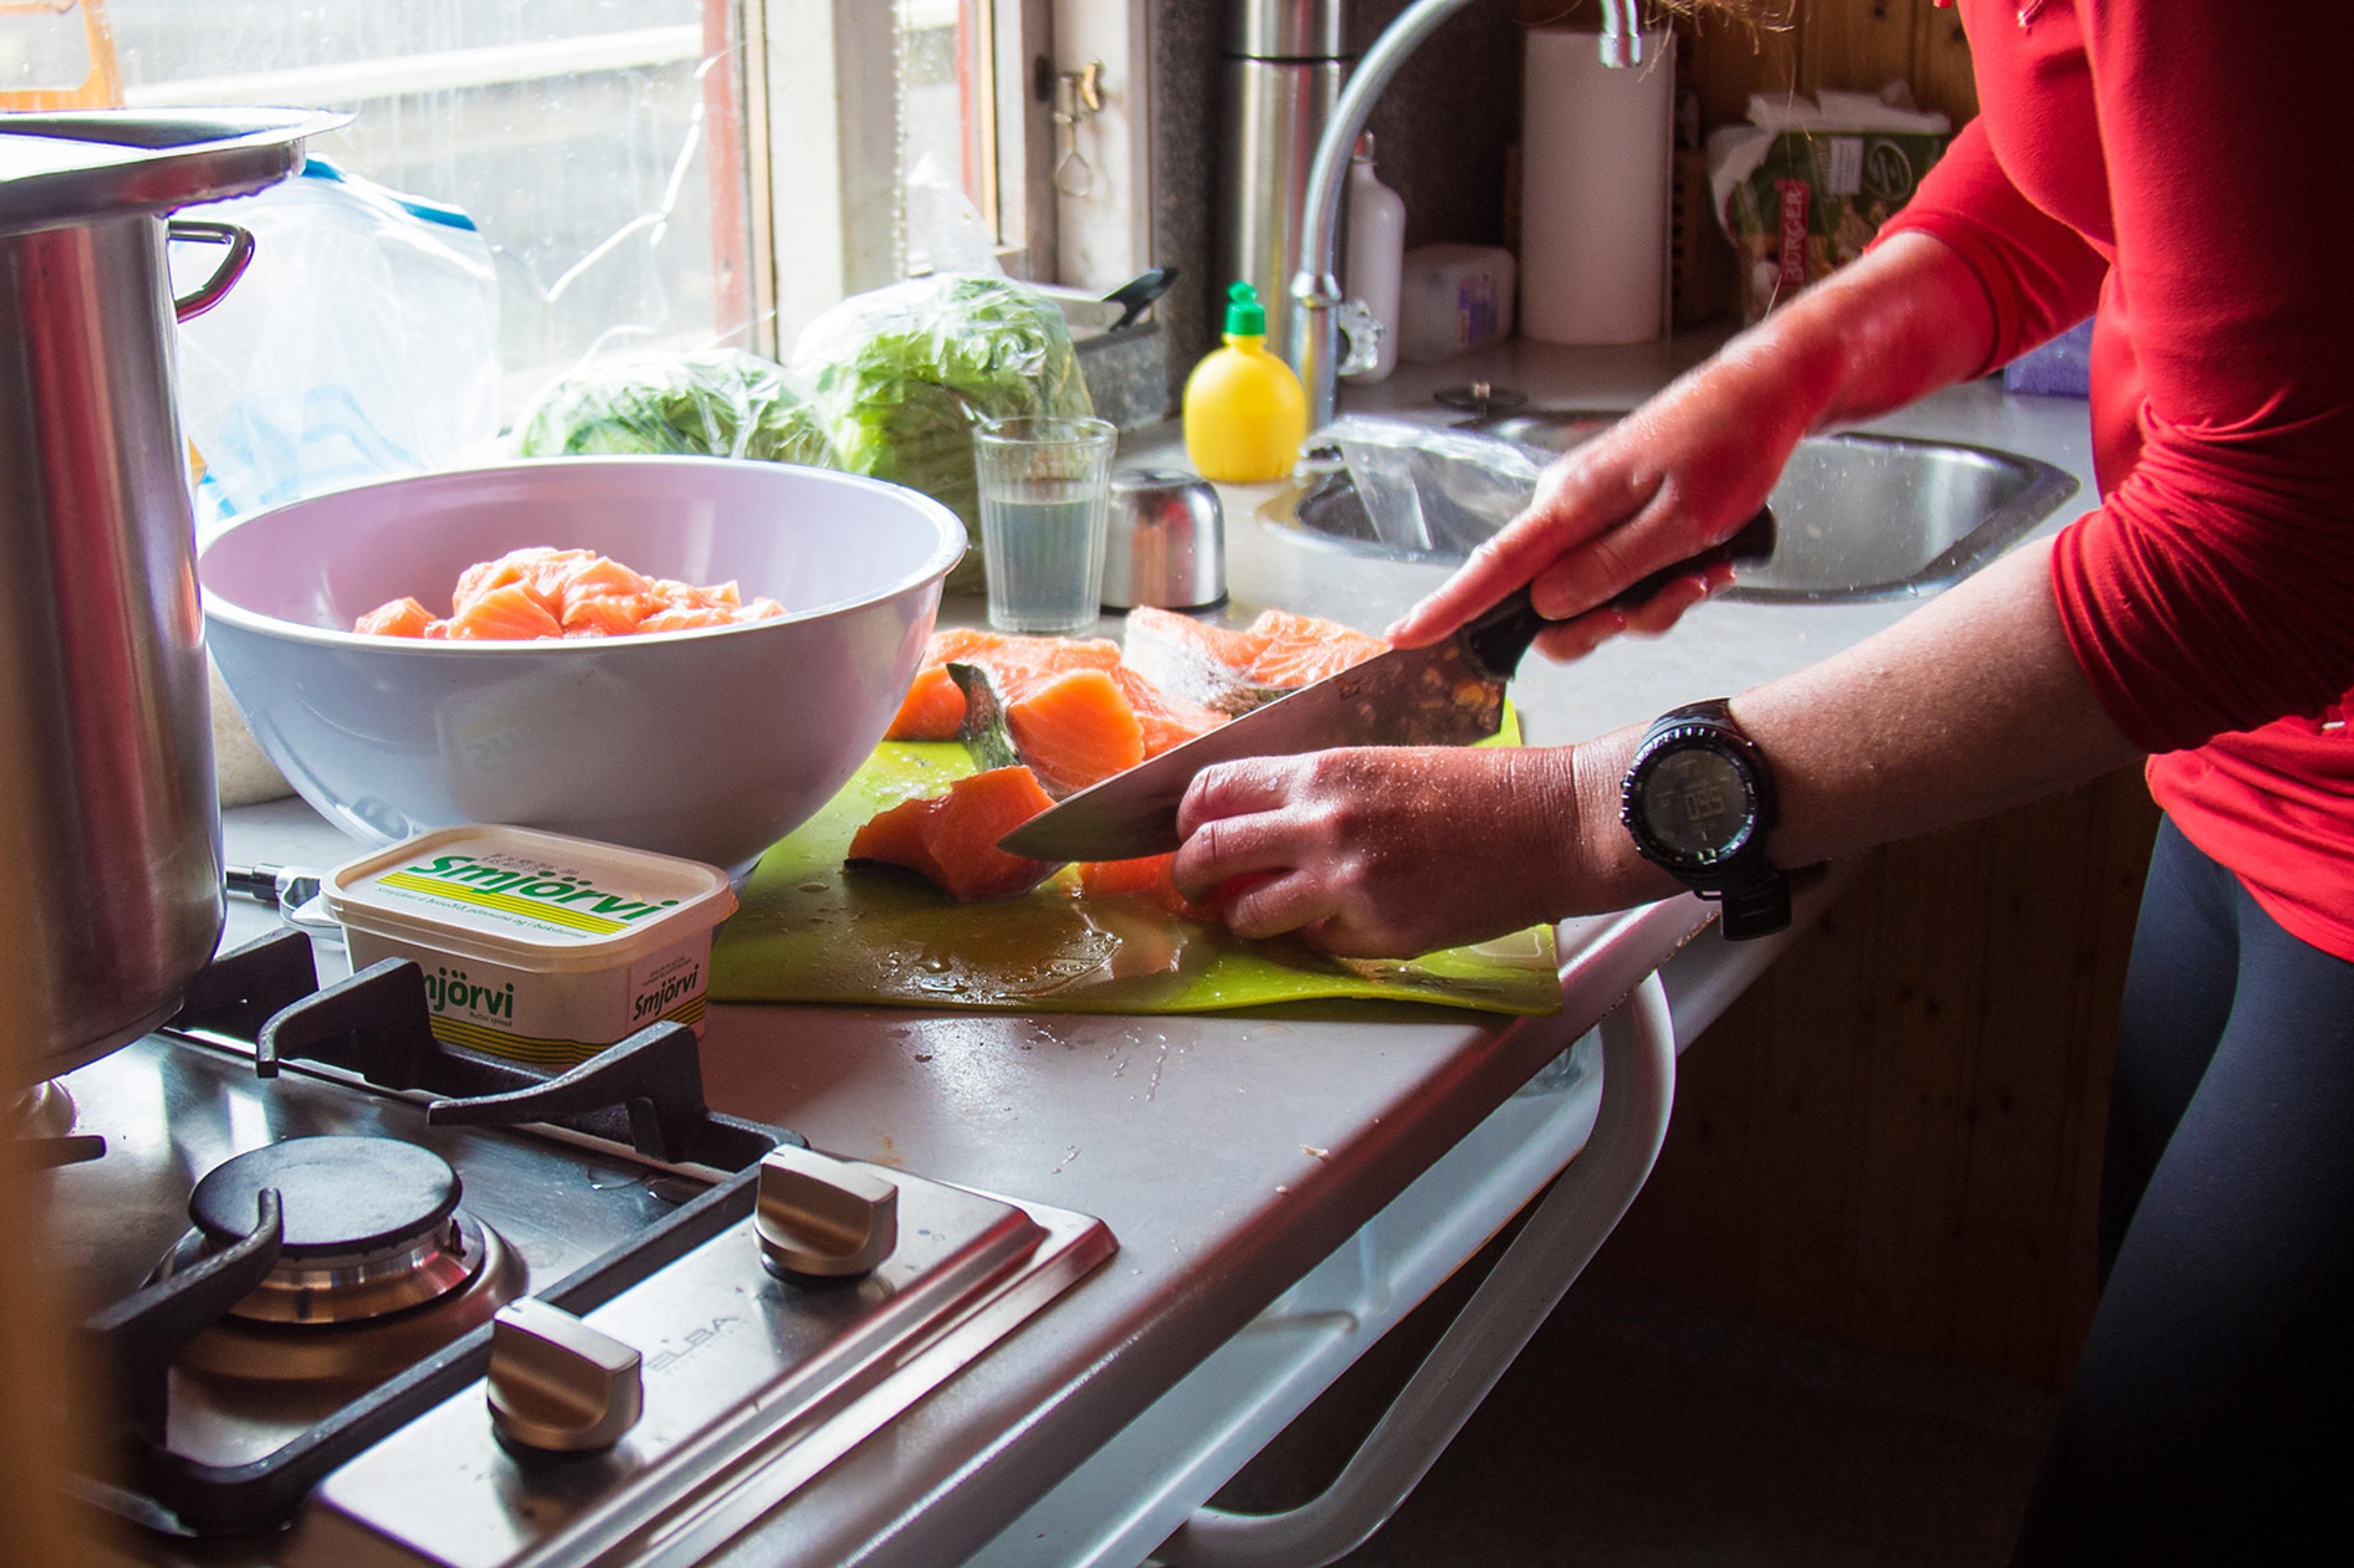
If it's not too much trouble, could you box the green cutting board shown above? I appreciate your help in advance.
[710,712,1561,1017]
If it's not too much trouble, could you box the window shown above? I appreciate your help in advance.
[6,0,1070,413]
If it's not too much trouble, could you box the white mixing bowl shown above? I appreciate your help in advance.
[200,457,966,873]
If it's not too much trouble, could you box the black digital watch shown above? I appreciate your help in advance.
[1619,699,1791,940]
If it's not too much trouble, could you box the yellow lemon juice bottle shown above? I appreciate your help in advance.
[1183,281,1309,483]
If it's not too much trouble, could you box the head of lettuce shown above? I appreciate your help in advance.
[512,348,836,468]
[793,274,1094,587]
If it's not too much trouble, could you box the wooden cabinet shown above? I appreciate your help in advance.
[1591,768,2162,1388]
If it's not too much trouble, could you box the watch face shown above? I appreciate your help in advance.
[1640,745,1755,863]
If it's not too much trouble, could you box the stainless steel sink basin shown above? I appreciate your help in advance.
[1274,409,2080,604]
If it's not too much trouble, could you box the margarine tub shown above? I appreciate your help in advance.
[326,825,736,1066]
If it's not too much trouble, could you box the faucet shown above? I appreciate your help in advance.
[1289,0,1645,431]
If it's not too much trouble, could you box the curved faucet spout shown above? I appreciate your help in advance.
[1289,0,1644,432]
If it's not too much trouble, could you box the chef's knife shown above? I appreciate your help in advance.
[997,507,1776,862]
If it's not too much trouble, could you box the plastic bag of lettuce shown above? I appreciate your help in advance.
[793,273,1092,587]
[512,348,834,466]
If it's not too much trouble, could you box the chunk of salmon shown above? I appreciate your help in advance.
[635,604,738,633]
[556,555,652,623]
[887,665,969,741]
[560,593,656,637]
[452,548,587,616]
[845,795,944,884]
[444,581,564,641]
[354,597,436,637]
[846,766,1061,902]
[1076,852,1219,919]
[1005,668,1146,795]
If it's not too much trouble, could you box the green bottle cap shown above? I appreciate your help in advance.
[1223,280,1267,338]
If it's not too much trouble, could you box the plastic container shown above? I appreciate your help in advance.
[1344,134,1406,384]
[324,824,737,1067]
[1398,244,1517,364]
[1182,281,1309,482]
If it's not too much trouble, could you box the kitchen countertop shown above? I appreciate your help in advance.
[218,330,2100,1567]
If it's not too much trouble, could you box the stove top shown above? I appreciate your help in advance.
[30,931,1115,1564]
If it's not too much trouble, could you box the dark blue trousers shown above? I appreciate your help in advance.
[2013,816,2354,1562]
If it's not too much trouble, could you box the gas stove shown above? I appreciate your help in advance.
[25,931,1114,1565]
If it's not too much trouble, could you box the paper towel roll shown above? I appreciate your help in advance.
[1520,26,1676,346]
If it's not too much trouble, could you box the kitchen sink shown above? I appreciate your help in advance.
[1271,409,2081,604]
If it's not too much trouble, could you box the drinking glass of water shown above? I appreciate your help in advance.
[973,415,1118,633]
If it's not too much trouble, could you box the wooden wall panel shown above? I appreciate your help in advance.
[1589,767,2163,1388]
[1679,5,1804,131]
[1911,0,1983,121]
[1801,0,1922,102]
[1678,0,1980,132]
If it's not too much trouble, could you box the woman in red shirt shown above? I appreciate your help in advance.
[1172,2,2354,1558]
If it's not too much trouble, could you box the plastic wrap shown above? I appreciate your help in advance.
[1325,416,1544,557]
[511,348,834,466]
[793,274,1094,584]
[177,159,500,532]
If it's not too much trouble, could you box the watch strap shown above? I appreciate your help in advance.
[1716,870,1792,942]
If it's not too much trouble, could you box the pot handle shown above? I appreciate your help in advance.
[166,220,256,322]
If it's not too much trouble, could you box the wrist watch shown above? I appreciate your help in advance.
[1619,699,1791,940]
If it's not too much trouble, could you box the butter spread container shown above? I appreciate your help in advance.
[325,825,737,1067]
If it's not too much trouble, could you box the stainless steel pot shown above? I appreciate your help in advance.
[0,109,339,1083]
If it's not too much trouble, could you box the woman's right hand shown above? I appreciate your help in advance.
[1386,232,1997,661]
[1388,335,1821,661]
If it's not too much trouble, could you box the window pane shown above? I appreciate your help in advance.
[110,1,756,413]
[897,0,1000,274]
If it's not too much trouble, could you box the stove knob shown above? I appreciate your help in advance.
[755,1145,899,1279]
[487,1299,642,1455]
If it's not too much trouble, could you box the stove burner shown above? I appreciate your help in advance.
[172,1135,489,1325]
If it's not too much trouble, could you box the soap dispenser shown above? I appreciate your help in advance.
[1182,281,1310,483]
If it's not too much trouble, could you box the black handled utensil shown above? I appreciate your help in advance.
[1100,267,1178,333]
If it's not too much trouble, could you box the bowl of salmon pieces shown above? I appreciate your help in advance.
[200,457,966,872]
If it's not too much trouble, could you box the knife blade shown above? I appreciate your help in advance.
[996,506,1775,862]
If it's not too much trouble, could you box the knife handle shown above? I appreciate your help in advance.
[1610,504,1777,615]
[1460,505,1777,679]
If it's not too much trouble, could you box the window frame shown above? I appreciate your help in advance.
[750,0,1062,353]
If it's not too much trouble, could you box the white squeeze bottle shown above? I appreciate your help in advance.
[1344,132,1406,384]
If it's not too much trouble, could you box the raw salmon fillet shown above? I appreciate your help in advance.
[846,766,1060,902]
[357,547,784,641]
[1119,607,1286,717]
[1109,666,1225,757]
[1243,609,1389,686]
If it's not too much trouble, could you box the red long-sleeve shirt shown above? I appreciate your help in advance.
[1875,0,2354,961]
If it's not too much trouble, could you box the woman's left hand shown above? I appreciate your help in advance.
[1169,744,1592,957]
